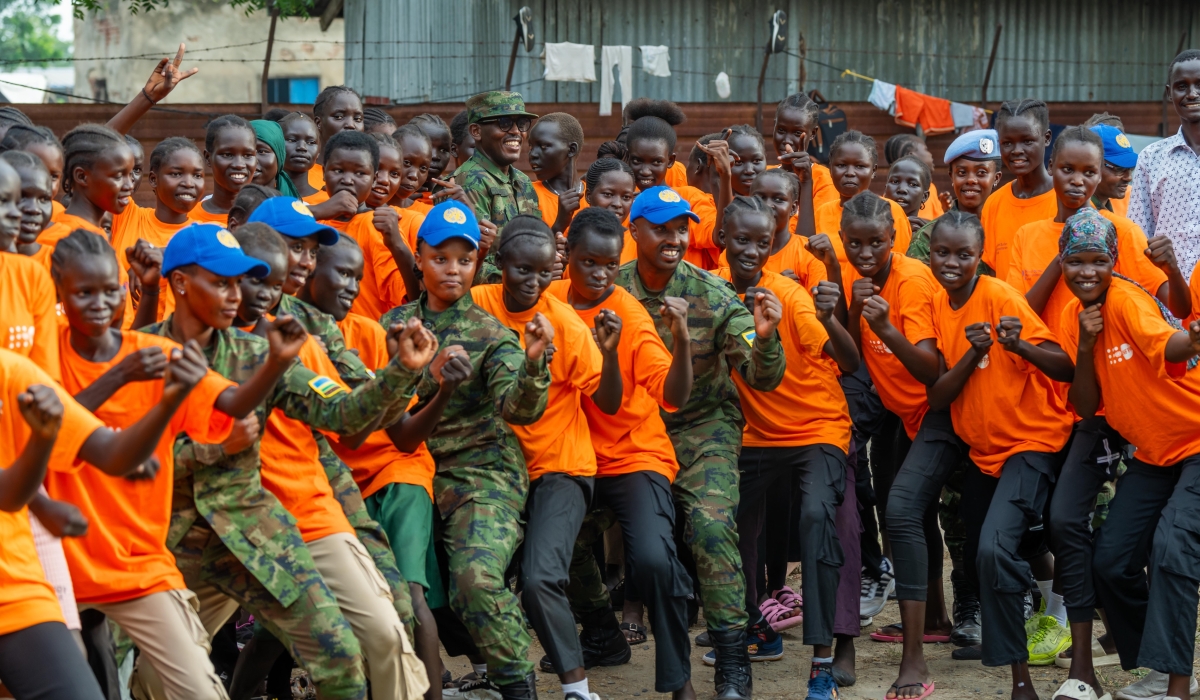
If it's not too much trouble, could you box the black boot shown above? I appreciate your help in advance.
[709,629,752,700]
[949,569,981,647]
[578,606,631,669]
[497,671,538,700]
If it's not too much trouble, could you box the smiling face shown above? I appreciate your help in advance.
[631,214,689,274]
[416,238,477,308]
[206,126,257,197]
[252,138,279,187]
[25,142,64,199]
[57,253,124,336]
[997,114,1050,178]
[1062,250,1113,304]
[282,235,319,296]
[0,164,22,251]
[728,133,766,196]
[722,210,773,284]
[422,125,453,180]
[12,164,51,246]
[627,138,675,191]
[1052,141,1103,211]
[76,144,136,215]
[586,170,636,220]
[1096,161,1133,202]
[750,172,798,238]
[472,119,526,168]
[323,146,375,204]
[929,223,982,293]
[772,106,817,158]
[1170,58,1200,124]
[396,134,432,202]
[949,158,1001,213]
[566,229,622,303]
[172,266,243,331]
[369,144,402,209]
[884,160,928,217]
[829,142,876,200]
[306,240,363,321]
[498,237,555,312]
[151,148,206,216]
[842,216,895,278]
[282,118,320,176]
[527,121,573,181]
[316,92,364,143]
[238,249,287,325]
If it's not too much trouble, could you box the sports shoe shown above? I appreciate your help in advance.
[1114,671,1199,700]
[1024,592,1044,637]
[444,673,502,700]
[702,626,783,664]
[860,558,895,618]
[495,672,538,700]
[805,663,840,700]
[1027,615,1072,666]
[949,569,981,647]
[563,693,601,700]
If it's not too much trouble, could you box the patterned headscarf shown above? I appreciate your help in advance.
[249,119,299,199]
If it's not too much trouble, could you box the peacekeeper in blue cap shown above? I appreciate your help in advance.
[907,129,1004,266]
[1087,123,1138,216]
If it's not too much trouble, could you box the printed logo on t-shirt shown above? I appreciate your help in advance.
[867,338,893,355]
[976,352,990,369]
[1106,343,1134,365]
[6,325,35,351]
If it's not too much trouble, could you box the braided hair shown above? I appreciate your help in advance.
[149,137,202,173]
[410,113,448,130]
[566,206,624,250]
[61,123,127,196]
[0,124,61,154]
[262,108,291,122]
[313,85,362,119]
[626,116,679,153]
[996,99,1050,132]
[688,132,722,170]
[1049,124,1103,164]
[752,168,800,201]
[449,110,470,148]
[726,124,765,151]
[50,228,115,283]
[884,134,921,165]
[842,191,895,229]
[0,106,32,129]
[930,209,985,249]
[495,214,555,262]
[584,150,634,194]
[204,114,253,154]
[324,130,380,169]
[391,123,431,151]
[0,149,44,174]
[1083,112,1124,131]
[723,194,774,229]
[363,107,397,133]
[775,93,819,124]
[829,130,878,165]
[227,183,280,230]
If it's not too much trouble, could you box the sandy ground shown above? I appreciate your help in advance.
[441,564,1183,700]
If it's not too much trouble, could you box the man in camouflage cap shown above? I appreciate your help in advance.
[453,91,542,263]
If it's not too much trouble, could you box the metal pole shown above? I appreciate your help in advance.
[1162,31,1188,137]
[261,0,279,115]
[505,28,520,92]
[756,51,771,133]
[980,23,1003,111]
[797,32,807,93]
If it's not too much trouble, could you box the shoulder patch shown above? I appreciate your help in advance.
[308,375,347,399]
[741,330,756,347]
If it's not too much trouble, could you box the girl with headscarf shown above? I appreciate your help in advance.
[250,119,299,198]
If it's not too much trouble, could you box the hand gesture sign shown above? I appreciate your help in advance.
[142,44,199,103]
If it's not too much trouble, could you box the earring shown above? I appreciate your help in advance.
[176,288,185,296]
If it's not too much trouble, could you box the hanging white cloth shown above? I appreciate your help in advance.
[640,45,671,77]
[543,42,596,82]
[868,79,896,115]
[950,101,977,129]
[715,71,731,99]
[599,45,632,116]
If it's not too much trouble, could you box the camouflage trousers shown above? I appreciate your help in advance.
[137,522,367,700]
[441,499,533,685]
[674,450,749,632]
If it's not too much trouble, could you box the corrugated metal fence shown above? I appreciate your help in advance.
[344,0,1197,106]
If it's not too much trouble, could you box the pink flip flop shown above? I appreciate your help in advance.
[771,586,803,614]
[870,623,950,644]
[884,681,935,699]
[760,598,803,632]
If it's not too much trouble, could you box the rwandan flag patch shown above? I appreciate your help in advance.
[308,375,347,399]
[741,330,756,347]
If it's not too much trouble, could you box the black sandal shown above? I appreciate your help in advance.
[620,622,647,644]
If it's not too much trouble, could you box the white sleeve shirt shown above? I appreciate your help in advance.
[1127,129,1200,279]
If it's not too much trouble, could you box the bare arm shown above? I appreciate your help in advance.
[1067,306,1103,418]
[927,324,991,411]
[996,316,1075,382]
[589,309,623,415]
[814,281,860,373]
[0,386,61,512]
[106,45,197,135]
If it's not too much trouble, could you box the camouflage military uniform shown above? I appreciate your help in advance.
[615,261,786,632]
[380,292,550,685]
[278,294,373,385]
[147,316,422,700]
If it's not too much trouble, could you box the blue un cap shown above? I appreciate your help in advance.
[416,200,480,249]
[630,186,701,225]
[1089,124,1138,169]
[943,129,1001,164]
[162,223,271,278]
[247,197,339,246]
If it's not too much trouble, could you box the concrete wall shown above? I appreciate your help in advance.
[73,0,344,105]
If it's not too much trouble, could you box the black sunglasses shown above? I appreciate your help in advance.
[481,115,533,133]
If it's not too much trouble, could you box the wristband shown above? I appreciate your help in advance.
[141,87,158,105]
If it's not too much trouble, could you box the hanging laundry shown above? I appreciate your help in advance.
[715,71,731,99]
[972,106,990,131]
[599,45,633,116]
[543,42,596,82]
[868,80,897,115]
[950,101,976,129]
[640,45,671,77]
[894,86,955,135]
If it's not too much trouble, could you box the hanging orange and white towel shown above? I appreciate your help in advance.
[894,86,955,135]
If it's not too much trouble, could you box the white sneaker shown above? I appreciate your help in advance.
[564,693,602,700]
[1114,671,1199,700]
[859,559,895,618]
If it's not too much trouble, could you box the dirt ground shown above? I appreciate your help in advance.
[441,562,1185,700]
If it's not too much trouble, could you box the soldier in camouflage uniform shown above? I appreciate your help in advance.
[613,187,786,700]
[133,223,434,700]
[380,201,552,700]
[453,91,542,282]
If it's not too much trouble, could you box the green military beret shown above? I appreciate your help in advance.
[466,91,539,124]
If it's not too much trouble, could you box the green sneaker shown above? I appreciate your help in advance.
[1024,596,1046,638]
[1027,616,1072,666]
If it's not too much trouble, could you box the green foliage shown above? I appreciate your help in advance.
[58,0,316,18]
[0,0,71,67]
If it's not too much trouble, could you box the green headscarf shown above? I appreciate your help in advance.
[250,119,299,199]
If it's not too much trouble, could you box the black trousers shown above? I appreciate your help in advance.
[738,444,846,647]
[842,367,891,580]
[521,473,594,675]
[0,622,106,700]
[885,411,968,601]
[1046,417,1126,623]
[963,451,1061,667]
[1094,455,1200,674]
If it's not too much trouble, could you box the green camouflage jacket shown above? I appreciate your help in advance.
[277,294,374,385]
[152,316,422,607]
[615,261,787,466]
[453,151,541,232]
[379,292,550,517]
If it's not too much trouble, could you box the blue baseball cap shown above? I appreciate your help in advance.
[162,223,271,278]
[630,186,701,225]
[247,197,339,246]
[943,129,1001,164]
[1089,124,1138,169]
[416,200,480,249]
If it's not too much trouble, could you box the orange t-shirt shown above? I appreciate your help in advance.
[664,161,688,190]
[919,182,945,220]
[304,189,331,207]
[259,333,355,542]
[1108,190,1129,218]
[546,280,680,481]
[846,253,939,440]
[187,202,229,226]
[532,180,561,229]
[50,199,65,222]
[470,284,604,479]
[932,276,1072,475]
[342,208,424,320]
[670,185,719,270]
[38,212,106,250]
[716,233,829,292]
[814,198,913,266]
[1187,265,1200,327]
[0,252,60,380]
[333,313,436,500]
[979,182,1058,282]
[308,164,324,191]
[50,330,234,604]
[719,269,851,451]
[770,162,840,216]
[111,204,192,328]
[405,199,433,216]
[0,349,104,635]
[1060,278,1200,467]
